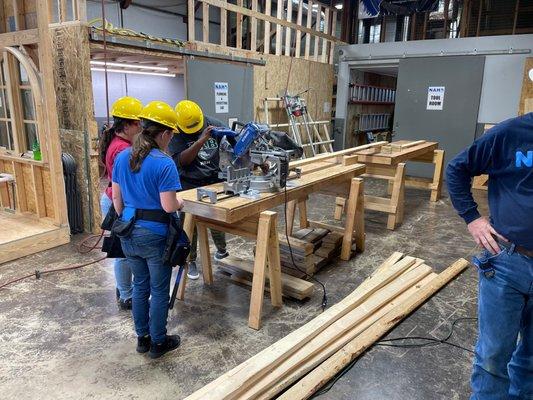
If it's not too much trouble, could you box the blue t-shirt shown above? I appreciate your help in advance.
[112,148,181,236]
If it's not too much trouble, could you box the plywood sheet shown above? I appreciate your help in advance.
[519,57,533,115]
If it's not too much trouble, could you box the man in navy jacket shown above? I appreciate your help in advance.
[446,112,532,400]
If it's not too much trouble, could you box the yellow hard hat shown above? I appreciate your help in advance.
[175,100,204,134]
[138,101,178,130]
[110,96,143,120]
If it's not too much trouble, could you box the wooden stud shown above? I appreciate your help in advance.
[250,0,258,50]
[220,0,227,46]
[333,196,345,220]
[354,179,365,252]
[387,163,406,230]
[75,0,87,22]
[275,0,283,55]
[177,213,196,301]
[313,5,321,61]
[264,0,271,54]
[294,0,303,58]
[329,10,337,64]
[267,213,282,307]
[305,0,312,59]
[12,0,26,31]
[321,8,329,63]
[3,52,23,154]
[430,149,445,202]
[236,0,243,49]
[476,0,482,36]
[443,0,450,38]
[202,2,210,43]
[286,199,297,235]
[188,0,196,42]
[197,222,213,285]
[59,0,68,23]
[340,177,362,260]
[298,198,309,229]
[284,0,293,56]
[11,161,28,212]
[249,210,276,330]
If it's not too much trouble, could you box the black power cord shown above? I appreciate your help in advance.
[283,185,328,311]
[311,317,477,398]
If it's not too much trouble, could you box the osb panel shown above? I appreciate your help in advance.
[253,54,334,126]
[42,168,55,219]
[519,57,533,115]
[21,163,36,213]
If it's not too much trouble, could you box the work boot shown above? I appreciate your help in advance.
[187,261,200,280]
[214,250,229,261]
[136,335,151,354]
[115,287,120,300]
[149,335,181,359]
[118,298,132,310]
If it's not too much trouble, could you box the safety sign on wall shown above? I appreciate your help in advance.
[214,82,229,114]
[426,86,445,110]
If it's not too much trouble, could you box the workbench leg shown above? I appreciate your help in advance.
[298,197,309,229]
[267,215,282,308]
[354,180,365,252]
[387,163,406,230]
[387,180,394,196]
[430,149,445,202]
[177,213,196,300]
[249,211,276,330]
[334,197,345,221]
[286,200,297,235]
[197,222,213,285]
[340,178,363,261]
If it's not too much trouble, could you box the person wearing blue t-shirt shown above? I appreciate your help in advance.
[112,101,184,359]
[446,112,533,399]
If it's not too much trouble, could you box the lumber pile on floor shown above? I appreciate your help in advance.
[218,256,314,300]
[278,228,345,277]
[185,253,469,400]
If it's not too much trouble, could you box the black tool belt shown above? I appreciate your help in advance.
[497,239,533,258]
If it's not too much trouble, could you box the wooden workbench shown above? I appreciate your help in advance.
[177,161,366,330]
[332,140,445,230]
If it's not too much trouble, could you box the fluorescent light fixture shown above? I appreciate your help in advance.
[90,60,169,71]
[91,67,176,77]
[335,3,343,9]
[312,4,318,8]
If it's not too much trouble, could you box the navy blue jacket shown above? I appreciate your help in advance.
[446,113,533,250]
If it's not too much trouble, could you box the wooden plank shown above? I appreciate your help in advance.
[264,272,438,400]
[313,4,321,61]
[294,0,303,58]
[386,163,405,230]
[430,149,445,202]
[220,0,227,46]
[240,264,433,399]
[304,0,312,59]
[340,178,361,260]
[31,165,46,217]
[250,0,257,50]
[197,222,213,284]
[202,2,210,43]
[321,8,329,63]
[282,258,470,399]
[298,197,309,229]
[12,0,26,30]
[219,256,314,300]
[12,162,28,212]
[184,256,418,399]
[519,58,533,115]
[284,0,293,56]
[59,0,68,23]
[267,213,283,307]
[236,0,243,49]
[248,211,276,330]
[188,0,196,41]
[263,0,271,53]
[275,0,283,55]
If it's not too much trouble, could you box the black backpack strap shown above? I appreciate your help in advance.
[135,209,171,224]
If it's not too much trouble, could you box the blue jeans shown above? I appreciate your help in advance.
[120,226,172,344]
[100,194,132,301]
[471,246,533,400]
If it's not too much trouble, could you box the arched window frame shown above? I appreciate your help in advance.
[0,46,45,161]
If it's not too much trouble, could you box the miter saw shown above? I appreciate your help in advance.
[196,122,303,204]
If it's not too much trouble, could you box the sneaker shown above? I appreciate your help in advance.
[136,335,151,354]
[214,250,229,261]
[149,335,181,359]
[187,261,200,280]
[118,298,132,310]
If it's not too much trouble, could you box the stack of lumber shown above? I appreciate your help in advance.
[279,228,345,277]
[381,140,426,154]
[218,256,314,300]
[185,253,469,400]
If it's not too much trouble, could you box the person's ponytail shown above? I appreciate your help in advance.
[129,122,166,173]
[99,117,128,165]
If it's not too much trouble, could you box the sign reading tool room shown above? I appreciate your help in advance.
[426,86,445,110]
[214,82,229,114]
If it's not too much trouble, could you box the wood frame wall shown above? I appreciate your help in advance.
[189,0,341,64]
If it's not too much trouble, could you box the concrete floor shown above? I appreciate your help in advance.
[0,181,488,400]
